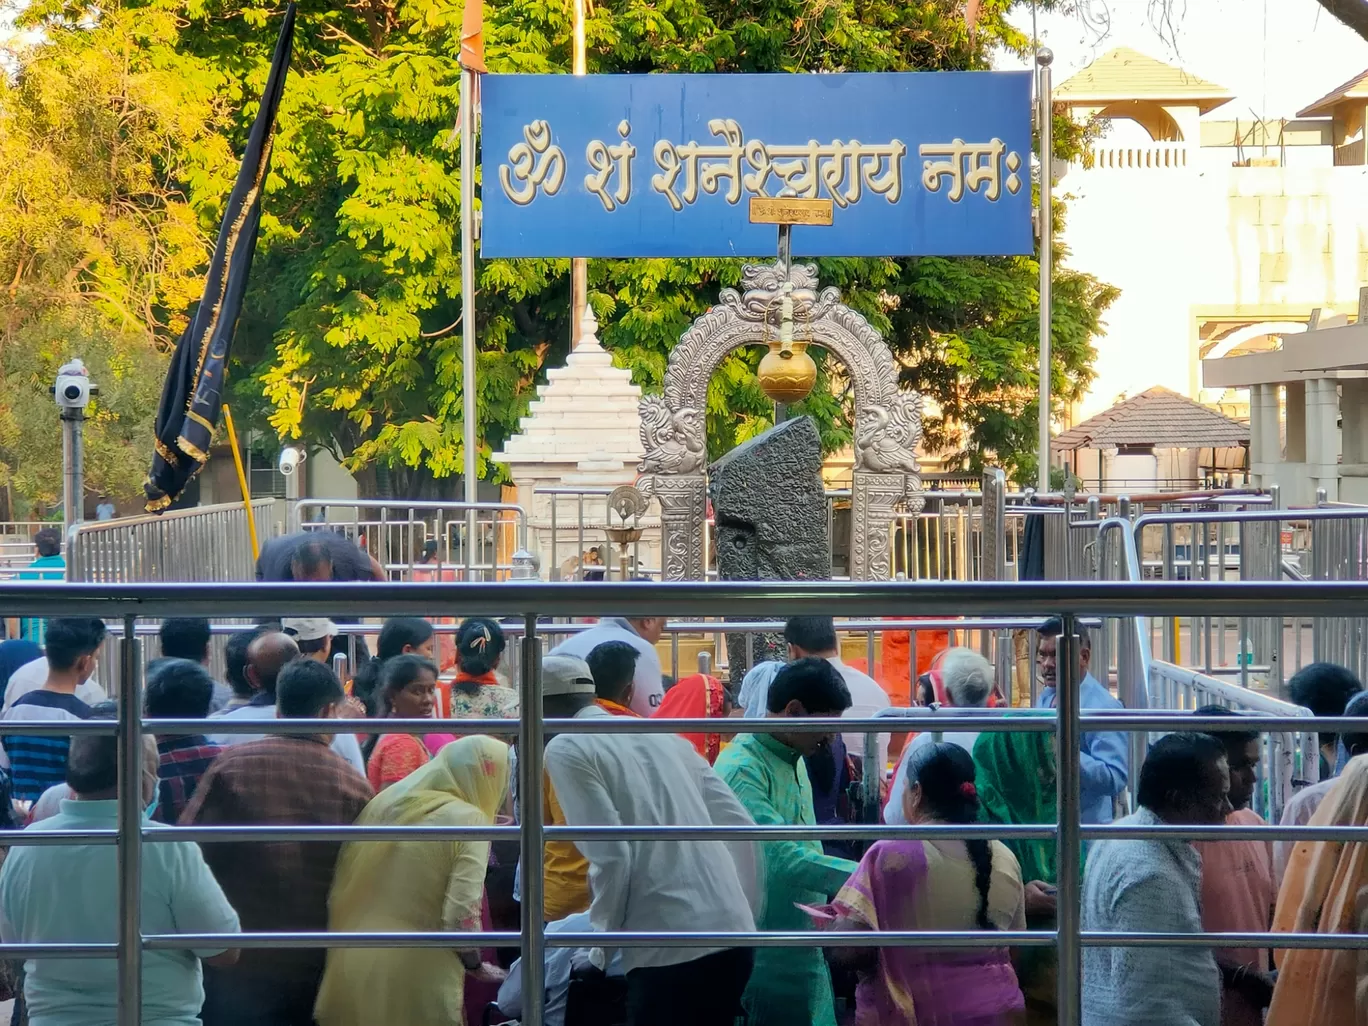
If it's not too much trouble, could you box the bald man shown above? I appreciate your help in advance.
[209,632,365,775]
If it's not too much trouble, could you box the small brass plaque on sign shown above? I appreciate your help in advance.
[748,197,835,226]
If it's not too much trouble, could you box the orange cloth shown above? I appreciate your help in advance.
[409,566,458,674]
[595,698,639,718]
[1196,807,1276,1026]
[880,620,953,707]
[541,699,640,921]
[366,732,430,791]
[652,673,726,764]
[1266,757,1368,1025]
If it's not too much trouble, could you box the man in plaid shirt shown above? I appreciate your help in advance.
[183,658,374,1026]
[145,658,222,824]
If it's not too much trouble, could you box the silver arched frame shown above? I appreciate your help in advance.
[638,260,925,581]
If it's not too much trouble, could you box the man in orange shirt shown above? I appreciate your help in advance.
[1192,706,1276,1026]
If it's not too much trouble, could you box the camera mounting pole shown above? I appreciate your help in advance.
[53,358,96,540]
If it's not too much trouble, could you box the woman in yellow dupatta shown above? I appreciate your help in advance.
[1266,755,1368,1026]
[315,735,511,1026]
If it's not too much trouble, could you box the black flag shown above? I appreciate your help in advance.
[144,5,296,512]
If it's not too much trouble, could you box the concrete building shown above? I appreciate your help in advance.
[1057,48,1368,433]
[1202,303,1368,505]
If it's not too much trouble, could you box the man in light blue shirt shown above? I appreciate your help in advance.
[496,911,625,1026]
[1036,617,1128,824]
[0,728,240,1026]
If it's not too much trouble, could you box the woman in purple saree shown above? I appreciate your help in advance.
[829,742,1027,1025]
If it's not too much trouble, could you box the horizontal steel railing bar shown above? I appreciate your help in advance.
[0,830,116,846]
[142,930,1057,950]
[133,617,1066,637]
[136,930,1368,951]
[4,579,1368,618]
[142,713,1337,735]
[0,944,117,958]
[1134,506,1368,529]
[0,721,119,736]
[28,930,1368,956]
[12,822,1368,845]
[1080,931,1368,950]
[145,715,1058,735]
[147,823,1058,843]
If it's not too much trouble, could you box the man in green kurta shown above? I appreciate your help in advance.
[715,657,857,1026]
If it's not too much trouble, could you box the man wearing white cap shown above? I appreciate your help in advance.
[281,617,339,663]
[539,654,761,1026]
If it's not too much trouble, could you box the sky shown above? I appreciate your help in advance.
[999,0,1368,120]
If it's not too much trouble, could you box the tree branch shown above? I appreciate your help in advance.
[319,21,379,58]
[1317,0,1368,40]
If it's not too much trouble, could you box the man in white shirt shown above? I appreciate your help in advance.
[540,654,759,1026]
[207,631,365,776]
[496,911,625,1026]
[4,655,106,711]
[551,615,665,715]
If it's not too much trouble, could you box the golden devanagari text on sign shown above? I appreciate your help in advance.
[499,120,567,206]
[498,119,1020,211]
[585,120,637,212]
[919,138,1023,203]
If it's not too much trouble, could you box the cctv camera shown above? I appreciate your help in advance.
[53,358,94,412]
[278,446,305,476]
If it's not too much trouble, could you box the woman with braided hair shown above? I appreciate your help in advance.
[828,741,1027,1025]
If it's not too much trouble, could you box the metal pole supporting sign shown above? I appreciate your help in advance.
[1036,48,1054,493]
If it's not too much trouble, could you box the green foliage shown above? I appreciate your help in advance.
[0,0,1117,501]
[0,311,168,513]
[0,2,238,512]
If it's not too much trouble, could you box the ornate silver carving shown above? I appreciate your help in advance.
[640,259,924,580]
[638,394,706,476]
[855,391,923,474]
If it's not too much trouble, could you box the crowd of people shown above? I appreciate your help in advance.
[0,585,1366,1025]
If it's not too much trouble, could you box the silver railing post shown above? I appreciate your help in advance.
[518,612,546,1026]
[1055,612,1082,1026]
[116,614,143,1026]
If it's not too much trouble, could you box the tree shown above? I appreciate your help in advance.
[0,2,237,512]
[1316,1,1368,42]
[5,0,1117,499]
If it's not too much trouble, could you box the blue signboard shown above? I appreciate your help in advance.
[480,72,1033,259]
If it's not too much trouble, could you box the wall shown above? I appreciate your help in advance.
[1061,128,1368,421]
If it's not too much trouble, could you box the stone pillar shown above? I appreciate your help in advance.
[1284,381,1306,462]
[1341,380,1368,465]
[1306,378,1341,501]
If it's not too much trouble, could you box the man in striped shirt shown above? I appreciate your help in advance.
[0,618,107,802]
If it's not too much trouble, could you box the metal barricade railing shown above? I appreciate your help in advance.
[67,500,278,583]
[1147,659,1316,821]
[534,487,656,581]
[291,499,528,582]
[1125,505,1368,690]
[7,581,1368,1026]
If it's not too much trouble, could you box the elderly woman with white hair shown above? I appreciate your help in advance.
[884,647,997,825]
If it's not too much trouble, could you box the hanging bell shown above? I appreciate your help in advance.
[757,285,817,403]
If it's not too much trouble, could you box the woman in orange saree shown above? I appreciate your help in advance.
[1266,755,1368,1025]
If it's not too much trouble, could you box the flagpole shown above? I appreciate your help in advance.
[460,66,478,514]
[569,0,587,349]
